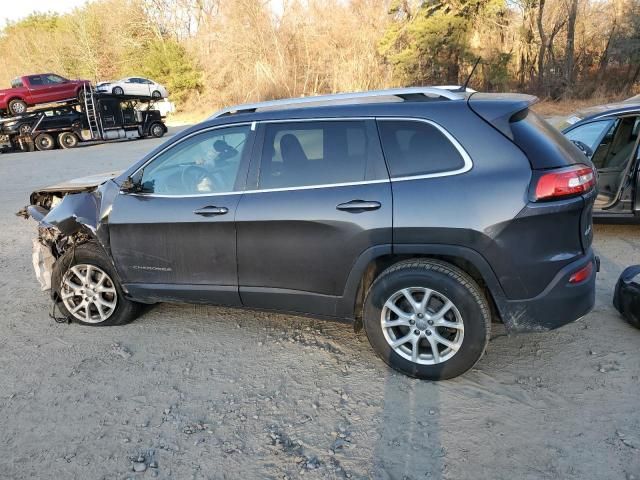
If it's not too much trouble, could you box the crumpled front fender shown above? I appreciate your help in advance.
[41,192,99,236]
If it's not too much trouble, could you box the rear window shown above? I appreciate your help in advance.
[510,110,584,169]
[28,75,44,86]
[258,120,370,189]
[377,120,465,178]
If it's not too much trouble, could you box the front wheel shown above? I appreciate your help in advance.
[112,86,124,96]
[52,242,143,326]
[151,90,162,99]
[363,259,491,380]
[149,122,165,138]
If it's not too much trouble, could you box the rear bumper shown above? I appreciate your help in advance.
[495,249,597,332]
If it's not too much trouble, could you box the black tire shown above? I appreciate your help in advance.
[52,242,143,326]
[58,131,79,149]
[149,122,165,138]
[113,86,124,96]
[151,90,162,99]
[363,259,491,380]
[8,99,27,115]
[34,133,55,151]
[18,123,32,135]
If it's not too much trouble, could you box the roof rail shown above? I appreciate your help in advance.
[209,87,465,119]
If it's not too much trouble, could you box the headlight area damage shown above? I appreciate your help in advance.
[17,172,121,292]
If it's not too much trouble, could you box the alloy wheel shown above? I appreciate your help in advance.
[380,287,464,365]
[61,264,118,323]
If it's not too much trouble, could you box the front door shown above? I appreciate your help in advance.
[44,74,74,100]
[236,119,392,316]
[566,116,640,211]
[109,123,254,305]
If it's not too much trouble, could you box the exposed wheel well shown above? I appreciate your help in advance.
[352,254,502,331]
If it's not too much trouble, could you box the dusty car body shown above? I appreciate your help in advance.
[22,87,598,380]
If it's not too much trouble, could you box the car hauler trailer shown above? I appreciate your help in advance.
[0,86,167,152]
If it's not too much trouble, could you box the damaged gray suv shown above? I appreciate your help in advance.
[23,88,598,380]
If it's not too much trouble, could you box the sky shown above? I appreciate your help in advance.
[0,0,89,26]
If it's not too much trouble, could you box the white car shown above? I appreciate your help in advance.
[96,77,168,99]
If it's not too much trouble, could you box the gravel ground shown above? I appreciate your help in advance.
[1,136,639,480]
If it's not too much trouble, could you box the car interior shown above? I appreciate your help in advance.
[141,128,247,195]
[591,116,639,208]
[259,122,368,189]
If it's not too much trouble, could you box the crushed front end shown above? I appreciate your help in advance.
[18,172,121,295]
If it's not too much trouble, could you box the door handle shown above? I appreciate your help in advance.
[193,206,229,216]
[336,200,381,212]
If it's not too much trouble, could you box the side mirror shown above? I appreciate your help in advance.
[120,176,143,193]
[570,139,594,158]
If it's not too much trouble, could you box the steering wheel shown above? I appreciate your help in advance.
[180,165,221,193]
[570,139,594,158]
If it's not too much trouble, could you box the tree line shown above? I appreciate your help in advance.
[0,0,638,112]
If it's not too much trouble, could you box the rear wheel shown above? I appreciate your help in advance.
[363,259,491,380]
[52,242,143,326]
[8,99,27,115]
[58,131,79,149]
[113,86,124,96]
[34,133,55,151]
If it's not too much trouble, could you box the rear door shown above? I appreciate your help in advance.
[109,123,254,305]
[26,75,49,103]
[235,118,392,316]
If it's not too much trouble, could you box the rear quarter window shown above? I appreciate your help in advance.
[10,78,24,88]
[377,120,466,178]
[510,110,585,169]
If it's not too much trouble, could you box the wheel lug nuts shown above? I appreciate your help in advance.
[413,329,420,335]
[409,320,415,325]
[426,330,432,336]
[417,313,424,318]
[428,320,434,325]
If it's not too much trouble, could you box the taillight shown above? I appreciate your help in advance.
[569,262,593,284]
[533,164,596,201]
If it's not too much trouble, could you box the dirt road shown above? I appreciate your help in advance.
[0,137,639,480]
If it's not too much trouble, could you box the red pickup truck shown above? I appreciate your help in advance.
[0,74,91,116]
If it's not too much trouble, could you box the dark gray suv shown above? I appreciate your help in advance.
[24,88,597,380]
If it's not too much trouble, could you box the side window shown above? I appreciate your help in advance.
[29,75,44,86]
[11,78,24,88]
[377,120,466,178]
[44,74,66,84]
[141,125,251,195]
[565,120,614,153]
[259,121,369,189]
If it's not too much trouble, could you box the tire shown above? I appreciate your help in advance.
[149,122,165,138]
[363,259,491,380]
[34,133,55,151]
[151,90,162,99]
[113,86,124,96]
[18,123,32,135]
[8,99,27,115]
[58,131,79,149]
[52,242,143,326]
